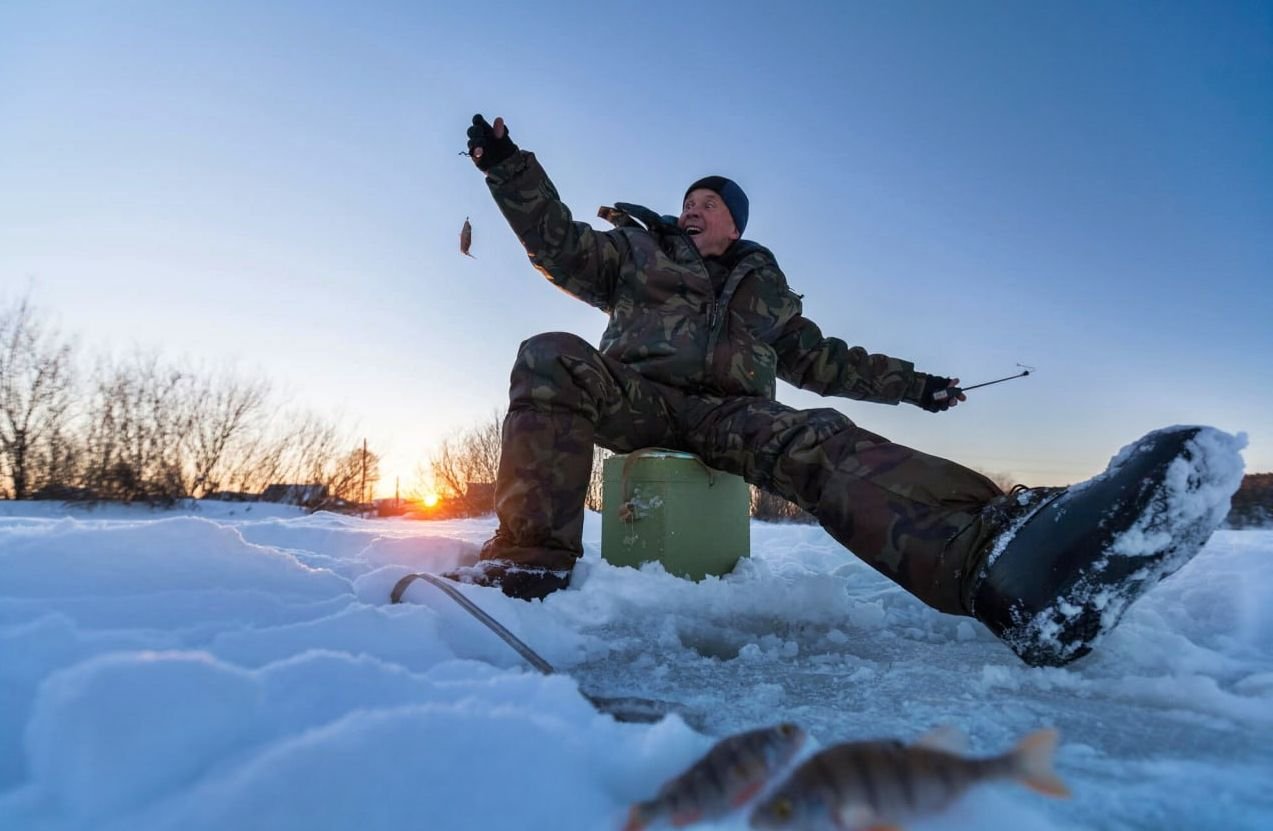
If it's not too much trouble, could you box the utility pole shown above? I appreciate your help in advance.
[360,438,367,510]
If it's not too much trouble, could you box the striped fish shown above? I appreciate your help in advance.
[623,723,807,831]
[748,727,1070,830]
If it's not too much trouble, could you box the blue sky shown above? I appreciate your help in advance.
[2,0,1270,495]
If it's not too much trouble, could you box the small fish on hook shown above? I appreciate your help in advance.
[460,217,475,258]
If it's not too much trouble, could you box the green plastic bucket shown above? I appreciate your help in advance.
[601,449,750,580]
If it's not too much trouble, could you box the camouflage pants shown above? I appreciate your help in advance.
[488,332,1005,615]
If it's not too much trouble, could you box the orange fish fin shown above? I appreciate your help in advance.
[1013,728,1071,798]
[729,779,765,807]
[914,724,968,754]
[669,807,703,827]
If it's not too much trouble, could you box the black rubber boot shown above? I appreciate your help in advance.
[971,425,1242,667]
[442,559,571,601]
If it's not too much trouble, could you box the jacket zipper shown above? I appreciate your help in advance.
[676,231,724,332]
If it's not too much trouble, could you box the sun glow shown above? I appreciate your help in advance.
[421,492,440,508]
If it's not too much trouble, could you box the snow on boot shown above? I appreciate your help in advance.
[971,425,1245,667]
[442,559,571,601]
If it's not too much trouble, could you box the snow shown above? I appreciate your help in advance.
[0,498,1270,830]
[1108,427,1246,559]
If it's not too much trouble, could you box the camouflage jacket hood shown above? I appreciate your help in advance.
[486,150,928,404]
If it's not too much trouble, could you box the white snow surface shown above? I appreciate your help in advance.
[0,499,1270,830]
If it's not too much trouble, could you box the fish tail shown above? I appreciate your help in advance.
[1011,728,1070,798]
[620,804,648,831]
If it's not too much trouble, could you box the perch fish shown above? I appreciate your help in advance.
[624,723,807,830]
[460,216,475,257]
[749,726,1069,830]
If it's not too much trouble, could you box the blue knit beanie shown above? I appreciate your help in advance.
[684,175,748,236]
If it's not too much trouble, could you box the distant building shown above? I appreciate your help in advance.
[201,490,256,502]
[260,484,329,506]
[375,497,407,517]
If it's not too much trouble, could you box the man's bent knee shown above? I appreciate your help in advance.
[514,332,597,370]
[509,332,609,416]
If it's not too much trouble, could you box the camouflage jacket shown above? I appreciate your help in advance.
[486,150,930,404]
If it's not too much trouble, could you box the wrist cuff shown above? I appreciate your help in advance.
[904,372,930,406]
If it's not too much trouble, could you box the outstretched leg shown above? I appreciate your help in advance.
[681,395,1002,615]
[686,398,1245,666]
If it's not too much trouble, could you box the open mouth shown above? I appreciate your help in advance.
[685,225,703,236]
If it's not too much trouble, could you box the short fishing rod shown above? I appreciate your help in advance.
[933,365,1034,402]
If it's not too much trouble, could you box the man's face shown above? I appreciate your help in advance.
[678,188,739,257]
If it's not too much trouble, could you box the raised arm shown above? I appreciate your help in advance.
[466,114,626,311]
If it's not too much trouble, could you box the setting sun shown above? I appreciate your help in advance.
[421,493,439,508]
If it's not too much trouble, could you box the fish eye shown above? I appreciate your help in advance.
[779,724,796,736]
[773,799,792,819]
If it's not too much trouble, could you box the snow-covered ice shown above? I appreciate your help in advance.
[0,498,1269,830]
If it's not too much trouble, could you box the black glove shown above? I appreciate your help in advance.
[466,114,518,172]
[918,375,962,413]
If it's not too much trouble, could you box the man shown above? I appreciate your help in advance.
[446,114,1240,667]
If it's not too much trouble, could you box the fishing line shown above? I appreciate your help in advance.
[391,571,677,723]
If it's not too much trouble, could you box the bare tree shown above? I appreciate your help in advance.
[327,444,380,504]
[750,486,815,523]
[211,405,363,509]
[429,437,466,501]
[81,353,189,504]
[293,419,353,494]
[0,295,76,499]
[586,445,611,512]
[430,410,502,497]
[179,368,270,497]
[426,410,503,515]
[242,410,341,490]
[219,409,322,495]
[0,292,376,510]
[33,423,82,497]
[422,415,614,516]
[407,458,434,502]
[79,354,276,504]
